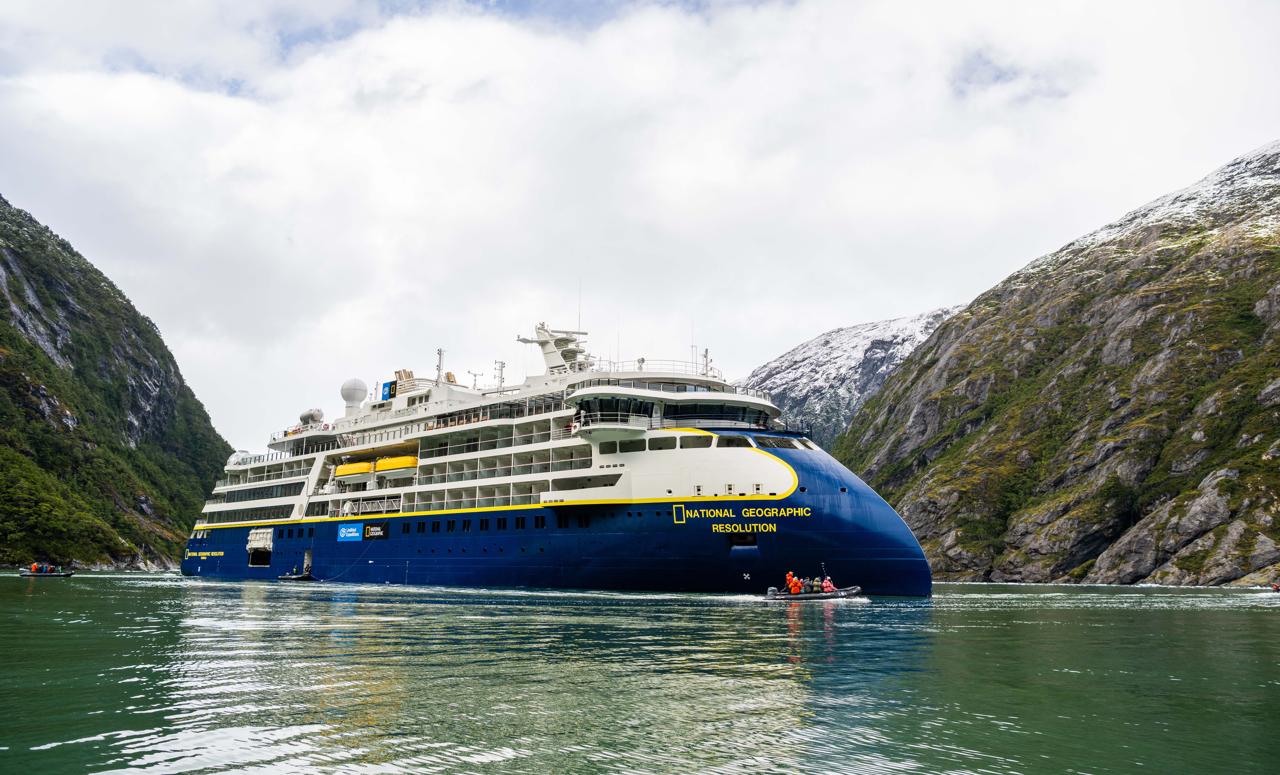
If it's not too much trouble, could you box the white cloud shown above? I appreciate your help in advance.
[1,0,1277,446]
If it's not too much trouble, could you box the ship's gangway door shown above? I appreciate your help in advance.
[728,534,762,590]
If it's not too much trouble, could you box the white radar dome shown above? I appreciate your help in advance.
[299,408,324,424]
[341,378,368,407]
[227,450,251,466]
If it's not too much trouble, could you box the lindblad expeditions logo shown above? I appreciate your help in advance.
[673,504,811,532]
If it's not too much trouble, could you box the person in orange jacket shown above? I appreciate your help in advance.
[31,562,38,573]
[788,575,803,595]
[784,571,794,591]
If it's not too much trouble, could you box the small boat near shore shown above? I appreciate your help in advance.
[764,585,860,601]
[19,570,74,578]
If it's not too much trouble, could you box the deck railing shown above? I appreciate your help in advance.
[570,377,769,401]
[313,458,591,495]
[589,359,725,380]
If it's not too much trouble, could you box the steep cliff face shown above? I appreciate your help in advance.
[740,308,960,448]
[0,194,230,567]
[835,141,1280,586]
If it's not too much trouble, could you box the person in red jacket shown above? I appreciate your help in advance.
[822,577,835,593]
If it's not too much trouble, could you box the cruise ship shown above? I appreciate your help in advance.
[181,324,932,596]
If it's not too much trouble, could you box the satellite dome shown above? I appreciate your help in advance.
[299,407,324,424]
[226,449,251,466]
[341,378,368,407]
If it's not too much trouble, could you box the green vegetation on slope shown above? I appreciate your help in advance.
[0,194,229,566]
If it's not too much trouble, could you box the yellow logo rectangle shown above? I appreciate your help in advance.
[673,504,685,524]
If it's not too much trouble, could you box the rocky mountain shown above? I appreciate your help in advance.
[741,308,960,448]
[0,194,229,568]
[835,140,1280,586]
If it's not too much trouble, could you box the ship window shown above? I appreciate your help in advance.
[480,519,489,531]
[225,481,306,504]
[648,437,676,451]
[497,517,508,530]
[432,521,441,533]
[447,520,456,532]
[717,436,753,448]
[516,516,527,529]
[308,527,315,538]
[401,522,410,534]
[277,529,284,539]
[756,437,797,449]
[462,519,471,532]
[417,521,425,533]
[577,514,590,528]
[535,515,546,529]
[599,441,617,454]
[206,505,293,524]
[286,528,293,538]
[680,436,712,449]
[619,440,645,453]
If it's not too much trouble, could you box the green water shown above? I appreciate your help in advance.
[1,577,1277,773]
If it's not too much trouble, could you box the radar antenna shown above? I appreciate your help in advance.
[467,370,483,389]
[494,360,507,391]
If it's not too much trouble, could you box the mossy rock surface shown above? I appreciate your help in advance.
[836,141,1280,586]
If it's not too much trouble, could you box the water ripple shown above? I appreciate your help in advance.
[2,578,1279,772]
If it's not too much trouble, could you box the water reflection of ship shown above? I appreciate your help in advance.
[171,585,934,771]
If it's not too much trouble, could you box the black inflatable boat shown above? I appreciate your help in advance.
[764,585,861,601]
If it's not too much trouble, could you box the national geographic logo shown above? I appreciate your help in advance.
[673,504,811,524]
[673,504,736,524]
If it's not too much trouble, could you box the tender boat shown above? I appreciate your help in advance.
[277,571,315,581]
[19,570,74,578]
[765,584,861,601]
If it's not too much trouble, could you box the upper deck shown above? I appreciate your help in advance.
[249,324,775,465]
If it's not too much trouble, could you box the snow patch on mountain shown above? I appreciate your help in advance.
[741,307,962,448]
[1027,138,1280,275]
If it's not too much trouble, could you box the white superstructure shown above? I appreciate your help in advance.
[195,324,812,533]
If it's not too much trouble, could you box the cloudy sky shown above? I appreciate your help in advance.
[1,0,1277,448]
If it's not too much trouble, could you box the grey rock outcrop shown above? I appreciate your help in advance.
[836,140,1280,586]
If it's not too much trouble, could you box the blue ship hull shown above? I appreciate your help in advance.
[181,446,932,596]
